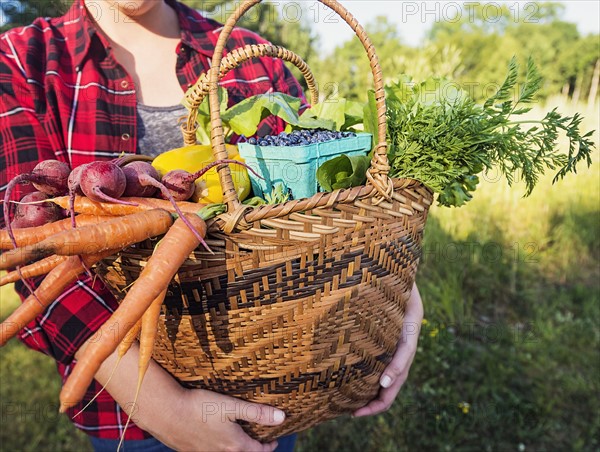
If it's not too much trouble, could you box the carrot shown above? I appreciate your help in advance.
[59,214,207,411]
[0,209,173,270]
[50,195,206,216]
[118,319,143,358]
[117,289,167,451]
[0,215,112,250]
[72,318,143,420]
[0,250,115,346]
[137,289,167,381]
[0,255,67,286]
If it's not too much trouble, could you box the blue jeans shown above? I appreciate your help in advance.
[89,434,297,452]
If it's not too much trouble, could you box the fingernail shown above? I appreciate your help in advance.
[273,409,285,423]
[380,375,393,388]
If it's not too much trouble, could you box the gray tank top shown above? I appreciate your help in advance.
[136,103,188,157]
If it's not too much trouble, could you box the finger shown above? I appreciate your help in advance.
[380,286,423,388]
[229,424,279,452]
[235,400,286,426]
[380,339,416,388]
[353,374,406,417]
[241,436,278,452]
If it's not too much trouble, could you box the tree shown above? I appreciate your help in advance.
[0,0,69,31]
[427,1,589,100]
[183,1,318,91]
[313,16,409,101]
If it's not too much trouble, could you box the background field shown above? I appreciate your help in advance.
[1,1,599,451]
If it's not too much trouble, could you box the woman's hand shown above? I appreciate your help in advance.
[152,386,284,452]
[81,342,283,451]
[353,282,423,417]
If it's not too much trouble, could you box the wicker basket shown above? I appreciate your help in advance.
[94,0,433,441]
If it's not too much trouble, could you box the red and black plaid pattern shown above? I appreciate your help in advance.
[0,0,303,440]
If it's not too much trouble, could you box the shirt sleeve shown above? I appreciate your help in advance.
[1,43,118,365]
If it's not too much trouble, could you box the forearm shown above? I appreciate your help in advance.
[75,342,184,445]
[74,338,285,452]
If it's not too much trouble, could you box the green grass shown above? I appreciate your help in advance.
[0,286,91,451]
[1,101,598,451]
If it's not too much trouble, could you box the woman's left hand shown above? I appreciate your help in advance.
[353,282,424,417]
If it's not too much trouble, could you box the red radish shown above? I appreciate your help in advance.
[12,192,65,228]
[160,160,263,202]
[3,160,70,248]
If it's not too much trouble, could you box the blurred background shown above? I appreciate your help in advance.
[1,1,598,450]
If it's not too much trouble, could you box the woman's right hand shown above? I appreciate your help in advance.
[149,387,284,451]
[82,341,284,451]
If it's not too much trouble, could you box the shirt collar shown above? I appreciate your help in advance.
[64,0,219,71]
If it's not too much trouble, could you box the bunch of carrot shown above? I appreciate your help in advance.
[0,160,218,445]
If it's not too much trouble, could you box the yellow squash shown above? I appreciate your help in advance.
[152,144,251,204]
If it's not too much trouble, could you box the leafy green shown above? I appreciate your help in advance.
[368,57,596,207]
[316,154,370,192]
[242,196,267,207]
[301,99,365,131]
[197,203,227,221]
[221,93,332,137]
[186,88,334,143]
[264,183,291,204]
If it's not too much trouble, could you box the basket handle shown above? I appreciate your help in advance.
[182,44,319,147]
[207,0,390,213]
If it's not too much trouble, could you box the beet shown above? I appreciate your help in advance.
[123,165,208,246]
[12,192,65,228]
[78,161,137,206]
[160,170,196,201]
[159,160,263,202]
[30,160,71,196]
[3,159,70,248]
[122,162,160,198]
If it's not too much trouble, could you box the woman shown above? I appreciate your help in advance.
[0,0,423,450]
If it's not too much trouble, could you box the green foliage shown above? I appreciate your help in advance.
[0,0,70,31]
[300,99,365,131]
[425,2,597,102]
[377,58,595,206]
[0,287,91,451]
[263,183,290,205]
[186,87,331,142]
[183,1,318,90]
[220,92,330,137]
[316,154,369,191]
[315,16,408,101]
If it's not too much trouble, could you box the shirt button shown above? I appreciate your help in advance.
[121,133,130,141]
[121,80,129,89]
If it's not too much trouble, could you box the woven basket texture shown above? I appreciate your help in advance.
[94,0,434,441]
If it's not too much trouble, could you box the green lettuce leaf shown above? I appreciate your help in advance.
[317,154,370,192]
[221,93,332,137]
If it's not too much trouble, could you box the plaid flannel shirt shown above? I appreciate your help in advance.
[0,0,303,440]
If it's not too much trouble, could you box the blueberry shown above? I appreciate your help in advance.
[248,137,257,145]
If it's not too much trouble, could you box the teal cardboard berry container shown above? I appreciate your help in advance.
[237,132,372,200]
